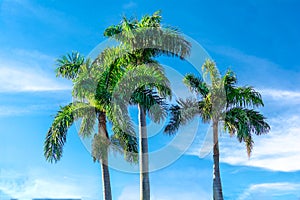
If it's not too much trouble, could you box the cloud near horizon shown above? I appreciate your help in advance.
[0,49,71,93]
[0,168,99,200]
[185,87,300,172]
[238,182,300,200]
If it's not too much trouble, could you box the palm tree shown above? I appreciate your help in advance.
[44,51,138,200]
[164,59,270,200]
[104,11,191,200]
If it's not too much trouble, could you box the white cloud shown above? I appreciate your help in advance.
[118,168,211,200]
[0,104,61,117]
[118,185,210,200]
[0,49,71,92]
[0,66,70,92]
[118,186,138,200]
[261,88,300,105]
[1,0,71,29]
[0,168,98,200]
[219,114,300,172]
[0,105,34,116]
[185,87,300,172]
[238,182,300,200]
[123,1,137,10]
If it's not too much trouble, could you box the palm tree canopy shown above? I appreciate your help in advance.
[104,10,191,61]
[56,51,85,80]
[164,59,270,156]
[102,11,192,131]
[45,49,139,163]
[44,102,96,163]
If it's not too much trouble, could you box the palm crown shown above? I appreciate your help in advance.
[44,49,139,163]
[165,59,270,156]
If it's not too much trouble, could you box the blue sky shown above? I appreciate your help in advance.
[1,0,300,199]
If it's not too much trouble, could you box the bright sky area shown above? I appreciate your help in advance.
[0,0,300,199]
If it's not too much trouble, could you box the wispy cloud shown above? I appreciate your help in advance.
[185,87,300,172]
[123,1,137,10]
[0,168,99,200]
[238,182,300,200]
[1,0,72,29]
[220,113,300,172]
[0,49,71,92]
[118,176,211,200]
[261,88,300,105]
[118,184,210,200]
[0,66,70,92]
[118,168,211,200]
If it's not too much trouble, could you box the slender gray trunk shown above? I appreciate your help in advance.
[98,112,112,200]
[138,104,150,200]
[213,120,223,200]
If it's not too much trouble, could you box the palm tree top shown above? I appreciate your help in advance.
[103,10,191,60]
[165,59,270,157]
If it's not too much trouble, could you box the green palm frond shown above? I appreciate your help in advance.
[108,101,136,139]
[92,46,130,72]
[112,63,171,106]
[92,134,110,162]
[164,97,201,135]
[73,59,98,100]
[56,51,85,80]
[131,88,167,123]
[226,86,264,108]
[44,102,96,163]
[44,103,75,163]
[78,108,96,138]
[183,74,209,98]
[224,107,270,156]
[202,59,221,88]
[223,69,237,88]
[164,104,181,135]
[110,125,138,163]
[103,11,191,60]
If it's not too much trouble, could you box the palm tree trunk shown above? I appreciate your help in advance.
[138,103,150,200]
[98,112,112,200]
[213,120,224,200]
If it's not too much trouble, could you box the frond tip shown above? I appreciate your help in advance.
[44,104,75,163]
[224,107,270,156]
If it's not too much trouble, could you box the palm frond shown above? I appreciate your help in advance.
[202,59,221,88]
[44,102,96,163]
[164,98,201,135]
[92,133,110,162]
[112,63,171,106]
[183,74,209,98]
[110,125,138,163]
[227,86,264,108]
[131,88,167,123]
[224,107,270,156]
[223,69,237,88]
[44,103,75,163]
[56,52,84,80]
[103,11,191,60]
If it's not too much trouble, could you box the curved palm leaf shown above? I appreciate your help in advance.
[44,102,96,162]
[224,107,270,156]
[164,97,202,135]
[104,11,191,60]
[56,51,85,80]
[183,74,210,98]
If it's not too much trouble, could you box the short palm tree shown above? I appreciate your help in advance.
[164,59,270,200]
[103,11,191,200]
[44,51,138,200]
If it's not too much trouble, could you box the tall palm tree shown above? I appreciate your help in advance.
[103,11,191,200]
[44,51,138,200]
[164,59,270,200]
